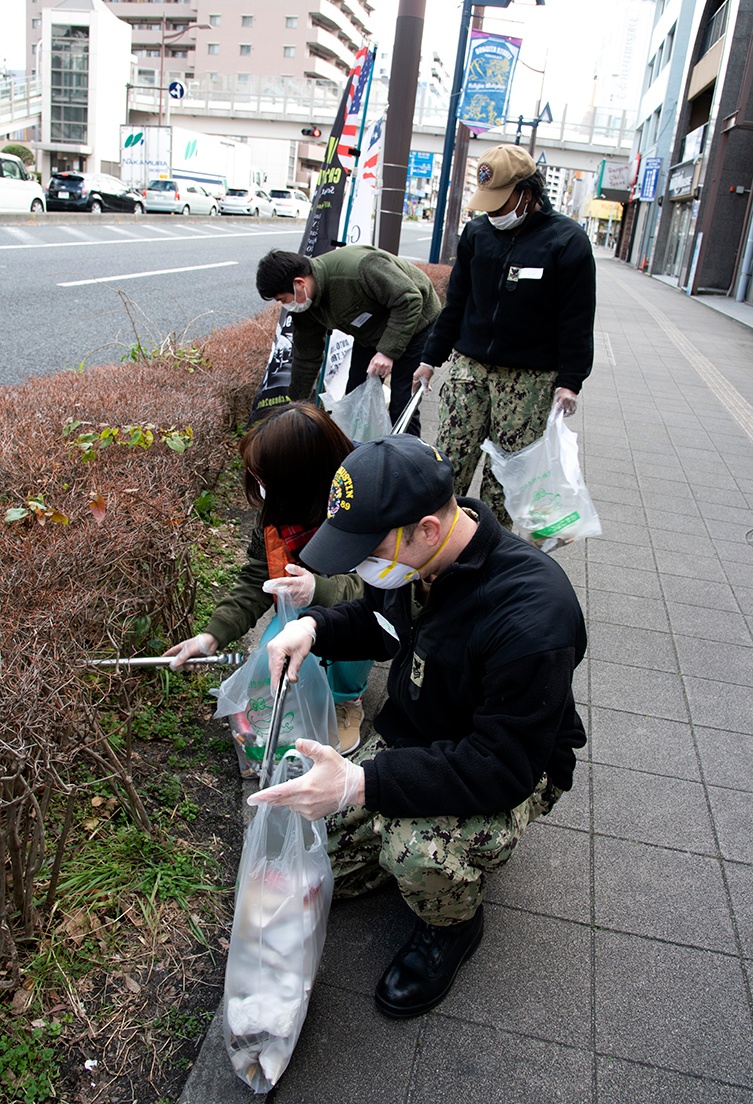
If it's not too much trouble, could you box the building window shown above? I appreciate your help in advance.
[283,45,296,57]
[286,16,299,28]
[237,72,250,85]
[209,14,220,25]
[50,23,89,144]
[208,43,219,55]
[209,72,218,82]
[240,44,251,55]
[242,15,253,27]
[664,25,675,67]
[32,17,41,28]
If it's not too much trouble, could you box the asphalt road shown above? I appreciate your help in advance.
[0,215,435,388]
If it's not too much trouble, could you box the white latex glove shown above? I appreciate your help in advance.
[164,632,218,670]
[366,351,394,379]
[266,615,317,688]
[412,361,434,394]
[553,387,578,417]
[247,739,365,820]
[261,563,316,607]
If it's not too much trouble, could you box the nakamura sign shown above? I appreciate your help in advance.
[119,126,172,191]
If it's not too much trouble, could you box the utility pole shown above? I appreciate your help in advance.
[378,0,426,255]
[440,8,484,265]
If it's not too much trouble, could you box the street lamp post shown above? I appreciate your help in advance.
[514,101,553,149]
[158,19,210,126]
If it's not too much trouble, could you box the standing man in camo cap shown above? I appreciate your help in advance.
[414,144,596,529]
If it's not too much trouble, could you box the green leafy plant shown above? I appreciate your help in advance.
[5,493,69,526]
[0,1021,62,1104]
[62,419,193,462]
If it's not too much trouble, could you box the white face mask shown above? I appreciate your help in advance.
[487,194,528,232]
[287,281,312,313]
[355,510,460,590]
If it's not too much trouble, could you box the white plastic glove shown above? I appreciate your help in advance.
[266,615,317,688]
[261,563,316,607]
[412,361,434,394]
[247,739,365,820]
[553,387,578,417]
[164,632,218,670]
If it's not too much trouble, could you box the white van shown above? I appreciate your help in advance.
[0,152,46,214]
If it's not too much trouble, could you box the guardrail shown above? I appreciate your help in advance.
[0,76,43,133]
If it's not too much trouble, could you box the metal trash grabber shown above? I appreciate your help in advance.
[86,653,246,671]
[390,386,423,435]
[258,656,291,790]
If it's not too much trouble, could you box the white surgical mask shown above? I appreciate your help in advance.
[487,194,528,232]
[355,509,460,590]
[287,282,312,313]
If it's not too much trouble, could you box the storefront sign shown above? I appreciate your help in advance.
[667,159,697,201]
[640,157,662,202]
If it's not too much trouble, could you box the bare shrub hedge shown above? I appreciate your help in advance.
[0,308,277,979]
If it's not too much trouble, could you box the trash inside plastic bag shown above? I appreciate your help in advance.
[481,409,602,552]
[320,374,391,442]
[223,752,334,1092]
[211,595,338,776]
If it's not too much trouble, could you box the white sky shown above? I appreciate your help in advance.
[372,0,654,121]
[1,0,26,71]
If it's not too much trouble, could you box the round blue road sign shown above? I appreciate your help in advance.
[168,80,186,100]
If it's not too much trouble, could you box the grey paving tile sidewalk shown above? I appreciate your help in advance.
[181,258,753,1104]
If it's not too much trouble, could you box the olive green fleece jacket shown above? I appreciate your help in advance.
[204,525,364,648]
[288,245,441,400]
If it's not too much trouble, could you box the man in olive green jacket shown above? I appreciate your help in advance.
[256,246,440,433]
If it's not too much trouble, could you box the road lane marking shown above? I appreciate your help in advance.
[58,260,239,286]
[0,227,301,251]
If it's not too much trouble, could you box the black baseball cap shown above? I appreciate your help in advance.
[301,435,455,575]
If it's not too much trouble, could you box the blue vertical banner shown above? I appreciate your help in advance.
[457,31,522,133]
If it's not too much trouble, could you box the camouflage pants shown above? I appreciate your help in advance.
[437,353,558,529]
[325,736,563,927]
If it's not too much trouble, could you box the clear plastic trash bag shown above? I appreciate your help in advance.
[211,594,338,777]
[481,408,602,552]
[223,751,334,1092]
[320,374,391,442]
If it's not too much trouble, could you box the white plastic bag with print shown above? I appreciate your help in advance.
[223,750,334,1092]
[320,373,391,442]
[481,409,602,552]
[211,594,338,777]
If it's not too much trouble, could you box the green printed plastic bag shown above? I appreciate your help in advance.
[211,595,338,776]
[482,409,602,552]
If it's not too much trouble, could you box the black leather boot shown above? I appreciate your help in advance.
[374,906,484,1018]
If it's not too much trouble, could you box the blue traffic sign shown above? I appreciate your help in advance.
[168,80,187,101]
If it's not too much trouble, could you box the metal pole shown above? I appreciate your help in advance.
[158,14,166,126]
[429,0,473,264]
[378,0,427,256]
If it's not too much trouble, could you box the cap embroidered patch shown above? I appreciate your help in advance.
[327,464,354,519]
[478,162,493,185]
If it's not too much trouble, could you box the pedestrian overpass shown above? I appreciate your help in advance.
[2,72,633,176]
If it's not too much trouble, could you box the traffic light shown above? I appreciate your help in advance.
[301,126,322,138]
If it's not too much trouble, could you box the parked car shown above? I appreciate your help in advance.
[269,188,312,219]
[219,187,277,217]
[143,179,218,216]
[46,172,144,214]
[0,152,46,214]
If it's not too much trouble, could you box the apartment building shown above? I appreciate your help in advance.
[27,0,374,90]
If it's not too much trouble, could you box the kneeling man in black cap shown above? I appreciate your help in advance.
[249,435,586,1018]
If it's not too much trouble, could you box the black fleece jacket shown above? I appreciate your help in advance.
[422,204,596,394]
[304,499,587,819]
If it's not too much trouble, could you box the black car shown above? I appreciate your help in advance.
[46,172,145,214]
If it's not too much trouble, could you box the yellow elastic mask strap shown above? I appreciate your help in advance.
[419,507,461,574]
[377,527,405,579]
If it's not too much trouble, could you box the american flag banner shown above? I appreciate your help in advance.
[337,45,374,176]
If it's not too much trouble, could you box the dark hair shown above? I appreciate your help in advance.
[256,250,313,300]
[240,402,354,530]
[515,170,547,206]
